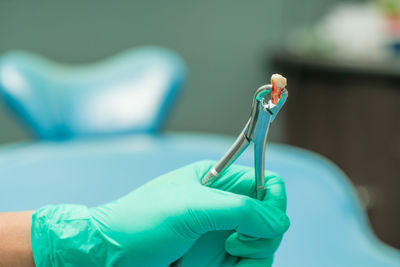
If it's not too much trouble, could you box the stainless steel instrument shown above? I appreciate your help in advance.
[201,84,288,200]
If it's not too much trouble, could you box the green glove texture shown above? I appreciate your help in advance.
[31,160,289,267]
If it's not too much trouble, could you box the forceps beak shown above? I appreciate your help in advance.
[245,85,288,141]
[267,88,288,123]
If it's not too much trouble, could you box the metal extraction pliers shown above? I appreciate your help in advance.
[201,83,288,200]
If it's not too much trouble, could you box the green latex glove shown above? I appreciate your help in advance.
[31,160,289,266]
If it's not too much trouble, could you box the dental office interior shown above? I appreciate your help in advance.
[0,0,399,266]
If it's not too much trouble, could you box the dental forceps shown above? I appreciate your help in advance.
[201,84,288,200]
[170,82,288,267]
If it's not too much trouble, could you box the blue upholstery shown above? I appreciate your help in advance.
[0,47,186,140]
[0,133,398,266]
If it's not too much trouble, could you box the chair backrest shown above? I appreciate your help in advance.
[0,47,186,140]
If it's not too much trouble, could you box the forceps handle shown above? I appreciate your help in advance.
[252,109,273,200]
[201,121,250,186]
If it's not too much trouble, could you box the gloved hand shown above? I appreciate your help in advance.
[31,160,289,267]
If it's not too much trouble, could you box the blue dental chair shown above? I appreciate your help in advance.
[0,48,399,266]
[0,46,186,139]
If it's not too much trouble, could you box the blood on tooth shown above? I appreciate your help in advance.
[270,74,287,105]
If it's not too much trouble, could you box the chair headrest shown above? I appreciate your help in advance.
[0,46,186,140]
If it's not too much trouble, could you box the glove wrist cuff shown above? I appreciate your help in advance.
[31,204,122,266]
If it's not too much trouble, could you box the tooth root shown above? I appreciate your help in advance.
[269,74,287,105]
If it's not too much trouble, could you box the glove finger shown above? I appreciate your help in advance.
[194,188,289,238]
[234,257,274,267]
[225,232,283,258]
[195,160,283,201]
[263,175,287,212]
[205,162,288,213]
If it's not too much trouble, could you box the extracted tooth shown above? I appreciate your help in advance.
[270,74,287,104]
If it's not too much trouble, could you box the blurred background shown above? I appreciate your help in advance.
[0,0,399,250]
